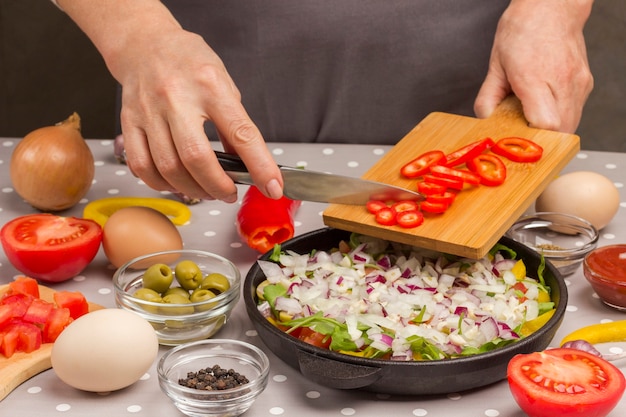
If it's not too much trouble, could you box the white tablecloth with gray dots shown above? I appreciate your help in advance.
[1,138,625,416]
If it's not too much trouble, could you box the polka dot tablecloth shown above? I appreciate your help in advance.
[1,139,625,416]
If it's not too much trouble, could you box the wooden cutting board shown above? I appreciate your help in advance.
[323,96,580,259]
[0,284,104,401]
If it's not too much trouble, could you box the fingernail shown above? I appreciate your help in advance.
[265,178,283,199]
[223,192,238,204]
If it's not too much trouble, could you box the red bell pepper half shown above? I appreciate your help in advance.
[236,186,301,253]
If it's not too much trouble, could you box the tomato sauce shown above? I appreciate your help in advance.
[584,244,626,309]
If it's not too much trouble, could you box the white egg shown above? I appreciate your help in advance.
[51,309,159,392]
[535,171,620,230]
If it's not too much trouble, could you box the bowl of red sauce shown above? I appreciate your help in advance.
[583,244,626,311]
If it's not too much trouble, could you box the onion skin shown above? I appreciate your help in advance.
[10,113,95,211]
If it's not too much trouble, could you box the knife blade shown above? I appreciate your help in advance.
[215,151,425,205]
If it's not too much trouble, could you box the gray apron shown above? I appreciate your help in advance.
[158,0,509,144]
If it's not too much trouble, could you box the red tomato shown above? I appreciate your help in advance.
[400,150,446,178]
[22,298,54,325]
[491,137,543,163]
[444,138,495,167]
[429,165,481,186]
[467,154,507,186]
[42,307,72,343]
[366,200,389,214]
[396,209,424,228]
[508,348,626,417]
[417,182,447,195]
[0,214,102,283]
[298,327,331,349]
[375,207,397,226]
[391,200,419,213]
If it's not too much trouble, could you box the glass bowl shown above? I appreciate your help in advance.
[157,339,270,417]
[506,212,599,276]
[113,249,241,345]
[583,244,626,311]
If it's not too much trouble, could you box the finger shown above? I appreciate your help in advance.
[474,67,511,119]
[514,84,562,132]
[211,101,284,200]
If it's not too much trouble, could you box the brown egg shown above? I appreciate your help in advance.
[103,206,184,268]
[535,171,620,230]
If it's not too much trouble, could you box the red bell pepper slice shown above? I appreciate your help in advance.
[417,182,447,195]
[467,154,507,186]
[491,137,543,162]
[375,207,398,226]
[420,200,449,214]
[391,200,419,213]
[396,209,424,228]
[236,186,301,253]
[365,200,389,214]
[444,138,494,167]
[429,165,481,186]
[400,150,446,178]
[426,191,457,206]
[422,174,464,191]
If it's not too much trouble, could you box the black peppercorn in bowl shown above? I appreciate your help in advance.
[157,339,270,417]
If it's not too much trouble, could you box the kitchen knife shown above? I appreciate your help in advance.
[215,151,424,205]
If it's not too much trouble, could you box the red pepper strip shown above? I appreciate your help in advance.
[422,174,464,191]
[417,182,447,195]
[426,191,457,205]
[396,209,424,228]
[366,200,389,214]
[444,138,495,167]
[490,137,543,163]
[420,200,449,214]
[466,154,507,186]
[236,186,301,253]
[375,207,397,226]
[429,165,481,186]
[400,150,446,178]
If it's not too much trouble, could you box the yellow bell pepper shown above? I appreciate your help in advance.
[82,197,191,227]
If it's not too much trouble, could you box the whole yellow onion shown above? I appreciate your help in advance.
[10,113,95,211]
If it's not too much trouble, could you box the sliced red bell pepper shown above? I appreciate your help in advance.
[375,207,398,226]
[365,200,389,214]
[391,200,419,213]
[467,154,507,186]
[491,137,543,162]
[420,200,449,214]
[429,165,481,186]
[426,191,457,206]
[396,209,424,228]
[400,150,446,178]
[236,186,301,253]
[417,182,447,195]
[422,174,464,191]
[444,138,494,167]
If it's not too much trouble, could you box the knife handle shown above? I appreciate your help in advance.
[214,151,248,172]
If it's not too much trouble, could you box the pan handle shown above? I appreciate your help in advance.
[296,349,382,390]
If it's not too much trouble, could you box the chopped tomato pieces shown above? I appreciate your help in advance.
[0,279,90,356]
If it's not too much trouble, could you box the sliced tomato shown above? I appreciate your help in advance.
[375,207,397,226]
[429,165,481,186]
[466,154,507,186]
[400,150,446,178]
[54,291,89,319]
[491,137,543,163]
[417,182,447,195]
[444,138,494,167]
[0,327,19,358]
[0,305,12,328]
[508,348,626,417]
[8,276,40,298]
[422,174,464,191]
[0,214,103,283]
[426,191,457,206]
[420,200,449,214]
[396,209,424,228]
[0,293,33,318]
[365,200,388,214]
[298,327,331,349]
[391,200,419,213]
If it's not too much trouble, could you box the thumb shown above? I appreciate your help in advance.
[474,72,511,119]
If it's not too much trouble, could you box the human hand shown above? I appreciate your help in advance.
[58,0,283,202]
[474,0,594,133]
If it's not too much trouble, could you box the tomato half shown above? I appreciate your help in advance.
[491,137,543,163]
[0,214,103,283]
[508,348,626,417]
[466,154,507,186]
[298,327,331,349]
[400,150,446,178]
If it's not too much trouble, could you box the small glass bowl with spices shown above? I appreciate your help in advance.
[157,339,270,417]
[506,212,598,277]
